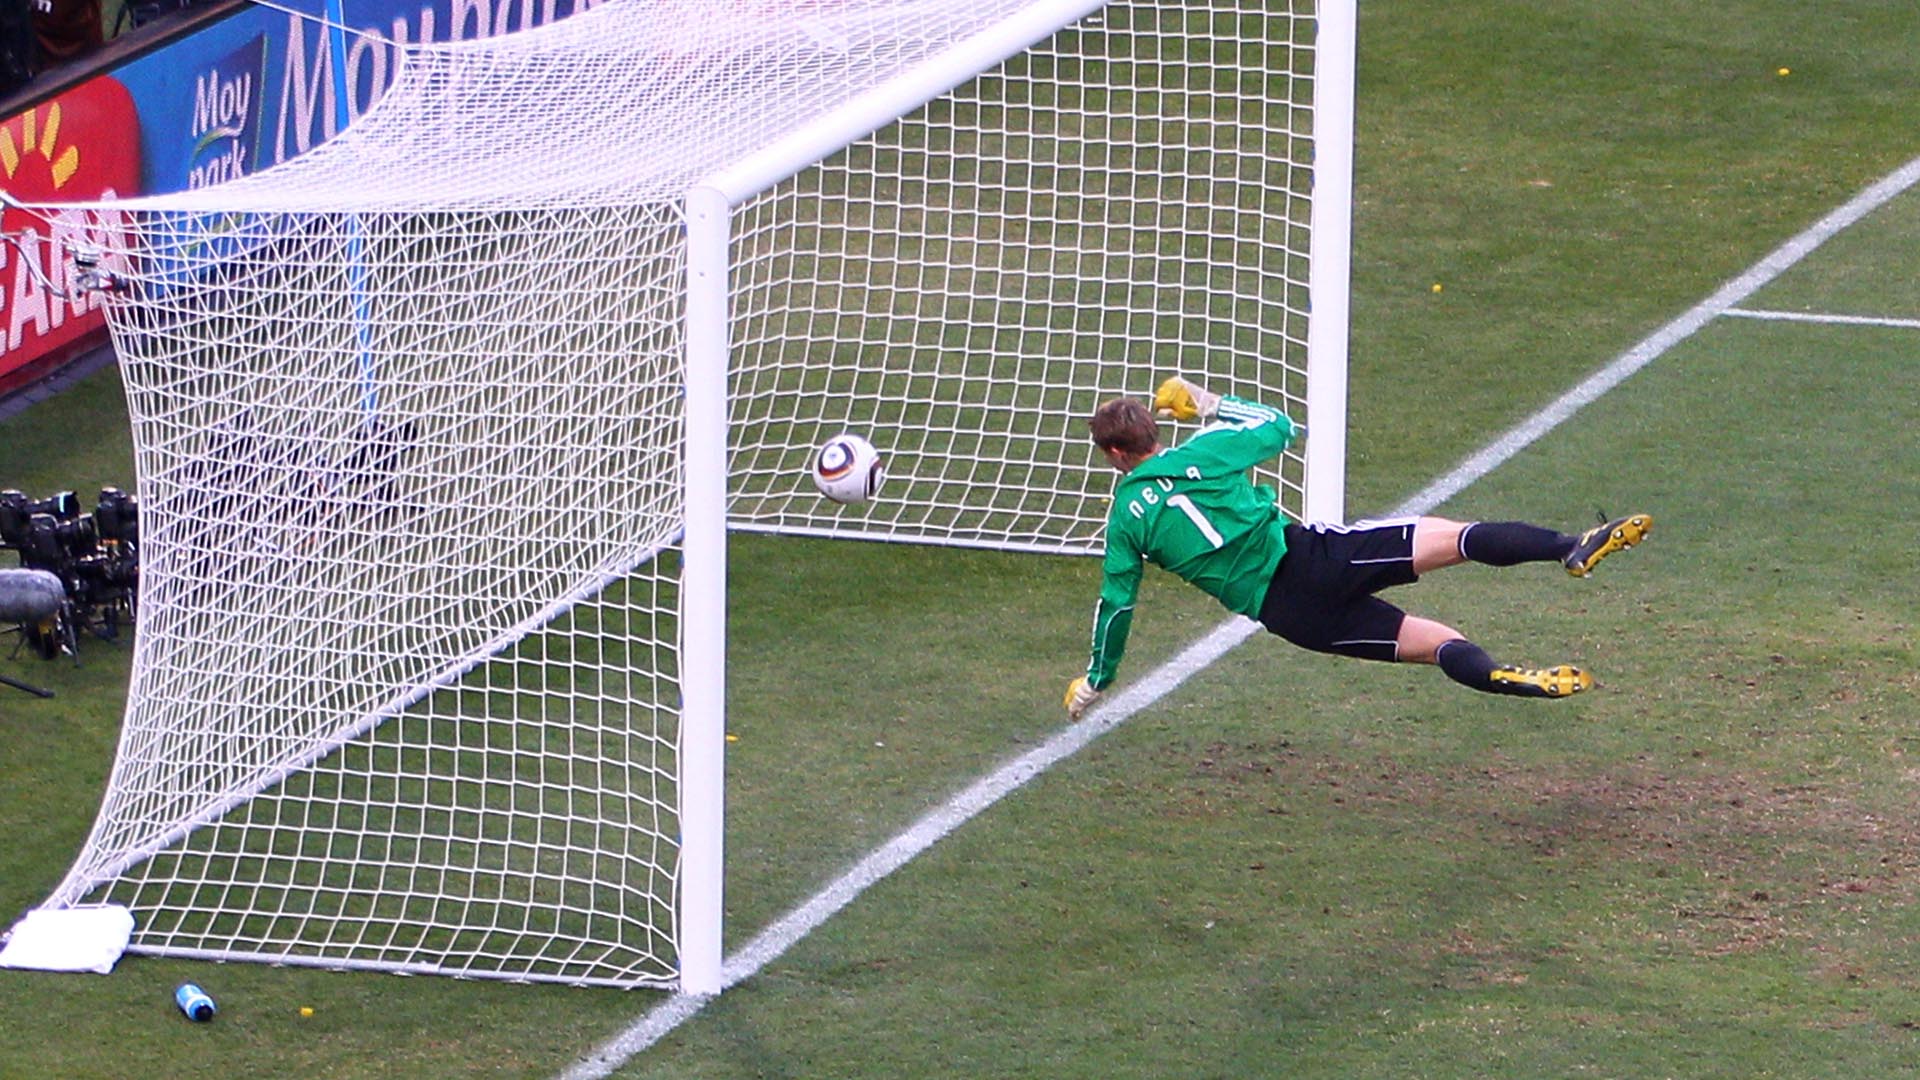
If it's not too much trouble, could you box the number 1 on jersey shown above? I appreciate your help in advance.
[1166,494,1224,548]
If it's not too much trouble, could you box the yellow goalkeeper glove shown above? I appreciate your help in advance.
[1064,675,1103,719]
[1152,375,1222,422]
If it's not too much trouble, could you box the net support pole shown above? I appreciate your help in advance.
[678,184,731,996]
[1304,0,1356,525]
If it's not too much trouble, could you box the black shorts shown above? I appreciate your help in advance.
[1256,518,1420,662]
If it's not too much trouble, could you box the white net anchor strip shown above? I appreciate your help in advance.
[16,0,1334,988]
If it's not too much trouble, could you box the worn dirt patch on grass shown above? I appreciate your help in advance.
[1165,736,1920,957]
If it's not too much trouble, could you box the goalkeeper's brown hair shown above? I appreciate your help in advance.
[1089,398,1159,457]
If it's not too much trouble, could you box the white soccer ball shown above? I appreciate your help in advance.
[811,433,885,505]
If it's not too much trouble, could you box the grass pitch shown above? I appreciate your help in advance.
[4,2,1920,1077]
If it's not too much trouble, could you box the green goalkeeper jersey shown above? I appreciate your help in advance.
[1082,395,1299,690]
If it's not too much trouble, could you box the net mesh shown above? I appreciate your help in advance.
[27,0,1329,988]
[728,3,1317,545]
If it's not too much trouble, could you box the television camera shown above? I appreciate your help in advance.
[0,486,140,665]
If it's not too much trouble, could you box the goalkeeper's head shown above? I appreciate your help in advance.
[1089,398,1160,472]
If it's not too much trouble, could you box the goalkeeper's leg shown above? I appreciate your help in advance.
[1415,517,1569,571]
[1400,615,1593,699]
[1414,515,1652,576]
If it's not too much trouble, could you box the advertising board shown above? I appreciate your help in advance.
[0,0,598,389]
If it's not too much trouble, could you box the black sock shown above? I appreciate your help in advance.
[1436,638,1502,695]
[1458,521,1574,567]
[1437,638,1562,697]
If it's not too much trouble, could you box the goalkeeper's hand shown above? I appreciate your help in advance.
[1153,375,1222,422]
[1064,675,1103,719]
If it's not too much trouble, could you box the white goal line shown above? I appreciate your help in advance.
[1723,307,1920,330]
[557,149,1920,1080]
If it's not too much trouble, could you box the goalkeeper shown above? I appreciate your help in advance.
[1064,376,1651,718]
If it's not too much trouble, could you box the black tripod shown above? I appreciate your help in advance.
[2,608,67,698]
[0,669,52,697]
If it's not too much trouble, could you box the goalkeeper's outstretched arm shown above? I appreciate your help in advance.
[1066,531,1142,717]
[1084,584,1136,688]
[1155,376,1301,475]
[1153,375,1222,422]
[1066,595,1134,717]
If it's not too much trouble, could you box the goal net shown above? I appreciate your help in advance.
[5,0,1353,991]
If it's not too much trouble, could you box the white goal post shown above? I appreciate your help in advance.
[2,0,1354,994]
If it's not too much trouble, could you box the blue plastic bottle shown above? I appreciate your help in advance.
[174,983,216,1022]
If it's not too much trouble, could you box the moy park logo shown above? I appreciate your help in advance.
[189,35,267,189]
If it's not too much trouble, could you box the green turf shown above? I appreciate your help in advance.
[4,1,1920,1077]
